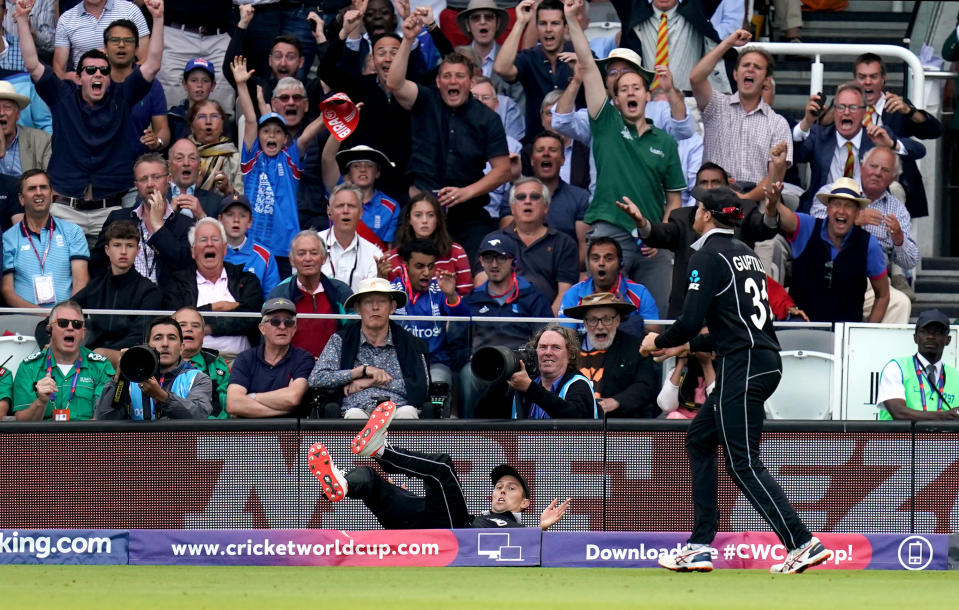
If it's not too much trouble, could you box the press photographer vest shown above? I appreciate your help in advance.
[128,368,202,420]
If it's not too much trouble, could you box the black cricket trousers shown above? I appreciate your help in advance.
[346,446,471,529]
[686,348,812,550]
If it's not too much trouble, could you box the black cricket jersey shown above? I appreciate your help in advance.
[468,511,524,528]
[656,229,780,356]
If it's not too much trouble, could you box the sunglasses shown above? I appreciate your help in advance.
[274,93,305,103]
[514,192,544,201]
[81,65,111,76]
[265,317,296,328]
[53,319,84,330]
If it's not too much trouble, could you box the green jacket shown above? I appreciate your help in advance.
[12,347,115,420]
[187,349,230,419]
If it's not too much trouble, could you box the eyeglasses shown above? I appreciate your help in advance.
[823,260,833,289]
[584,315,619,328]
[81,65,111,76]
[481,253,512,264]
[265,317,296,328]
[606,67,636,78]
[513,192,544,201]
[53,319,84,330]
[274,93,305,103]
[835,104,865,112]
[106,36,136,45]
[472,94,495,103]
[195,113,221,122]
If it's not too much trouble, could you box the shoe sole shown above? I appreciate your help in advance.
[794,549,832,574]
[307,442,346,502]
[658,556,713,572]
[351,400,397,457]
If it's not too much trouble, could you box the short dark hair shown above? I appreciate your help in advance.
[696,162,730,185]
[613,70,648,94]
[146,316,183,343]
[271,35,302,55]
[439,52,475,75]
[854,52,886,76]
[104,220,140,243]
[736,48,775,78]
[77,48,109,71]
[536,0,566,22]
[533,130,565,149]
[103,19,139,47]
[398,238,440,263]
[371,32,402,48]
[17,168,50,195]
[586,236,623,263]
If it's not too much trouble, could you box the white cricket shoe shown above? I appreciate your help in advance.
[658,545,714,572]
[770,537,832,574]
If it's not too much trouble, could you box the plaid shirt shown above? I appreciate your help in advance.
[701,89,793,184]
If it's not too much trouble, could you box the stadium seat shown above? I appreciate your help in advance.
[0,334,39,380]
[767,329,836,420]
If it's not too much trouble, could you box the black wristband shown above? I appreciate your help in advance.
[362,365,368,378]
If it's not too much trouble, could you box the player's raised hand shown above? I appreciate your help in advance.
[539,498,572,530]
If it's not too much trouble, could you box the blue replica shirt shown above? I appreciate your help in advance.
[2,217,89,304]
[363,190,400,244]
[558,275,659,334]
[241,139,302,257]
[788,212,888,279]
[225,237,281,298]
[391,274,470,367]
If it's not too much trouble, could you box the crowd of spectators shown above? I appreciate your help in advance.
[0,0,942,422]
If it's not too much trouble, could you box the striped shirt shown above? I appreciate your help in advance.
[1,217,89,304]
[55,0,150,71]
[386,242,473,296]
[701,89,793,185]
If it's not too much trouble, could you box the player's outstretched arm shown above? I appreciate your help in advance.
[539,498,572,530]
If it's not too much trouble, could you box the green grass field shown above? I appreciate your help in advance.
[0,566,955,609]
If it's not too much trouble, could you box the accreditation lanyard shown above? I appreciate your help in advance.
[913,355,945,412]
[21,218,54,273]
[45,350,83,408]
[327,234,359,289]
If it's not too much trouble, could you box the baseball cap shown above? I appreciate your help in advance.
[691,185,744,225]
[261,298,297,316]
[490,464,530,499]
[184,57,215,79]
[257,112,287,129]
[478,235,516,258]
[218,193,252,215]
[916,309,951,331]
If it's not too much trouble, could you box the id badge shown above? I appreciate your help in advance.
[33,274,56,305]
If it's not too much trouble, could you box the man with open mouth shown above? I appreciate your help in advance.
[386,11,509,263]
[566,0,686,317]
[563,291,659,419]
[12,299,114,421]
[494,0,572,145]
[0,79,50,179]
[691,28,792,203]
[779,177,890,324]
[17,0,166,243]
[162,217,264,363]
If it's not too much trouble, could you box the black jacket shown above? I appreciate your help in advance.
[593,331,660,419]
[337,319,430,409]
[162,262,264,345]
[476,370,596,419]
[90,205,195,289]
[643,201,777,318]
[74,268,163,350]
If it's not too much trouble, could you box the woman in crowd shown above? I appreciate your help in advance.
[188,99,242,196]
[382,193,472,295]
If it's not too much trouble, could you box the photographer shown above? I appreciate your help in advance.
[475,324,597,419]
[94,316,213,420]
